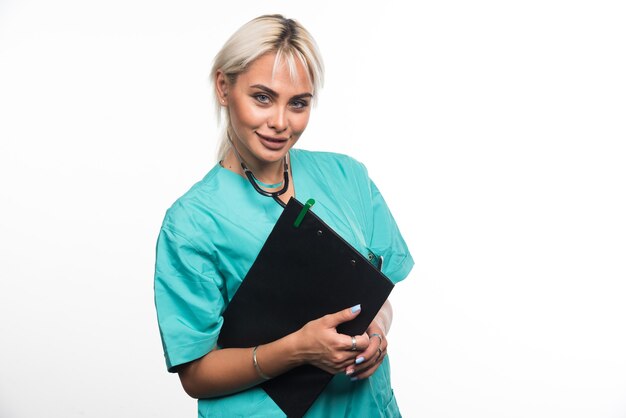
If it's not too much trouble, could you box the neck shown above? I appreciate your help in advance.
[222,148,286,187]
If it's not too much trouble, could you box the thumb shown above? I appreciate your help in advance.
[325,304,361,327]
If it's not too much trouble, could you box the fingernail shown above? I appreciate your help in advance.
[351,304,361,313]
[345,368,354,376]
[350,377,359,382]
[355,356,365,365]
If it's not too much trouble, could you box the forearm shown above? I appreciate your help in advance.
[178,305,367,398]
[371,299,393,335]
[179,332,302,399]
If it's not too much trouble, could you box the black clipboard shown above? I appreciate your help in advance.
[217,197,395,418]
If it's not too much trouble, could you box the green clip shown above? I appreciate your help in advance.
[293,198,315,228]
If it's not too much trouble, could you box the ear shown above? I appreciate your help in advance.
[215,70,229,106]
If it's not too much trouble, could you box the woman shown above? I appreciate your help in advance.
[154,14,414,417]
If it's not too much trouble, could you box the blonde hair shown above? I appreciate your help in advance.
[211,14,325,161]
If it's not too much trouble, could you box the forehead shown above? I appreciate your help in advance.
[236,53,313,94]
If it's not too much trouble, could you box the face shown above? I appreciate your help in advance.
[217,52,313,169]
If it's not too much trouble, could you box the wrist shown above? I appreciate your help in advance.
[368,320,383,333]
[371,312,389,335]
[251,333,305,380]
[253,345,272,380]
[283,331,308,368]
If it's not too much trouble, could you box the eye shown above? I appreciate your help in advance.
[290,100,309,110]
[254,94,271,104]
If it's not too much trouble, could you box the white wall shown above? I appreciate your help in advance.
[1,1,625,417]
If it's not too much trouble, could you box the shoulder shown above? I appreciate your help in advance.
[292,148,374,206]
[291,148,369,178]
[160,165,224,238]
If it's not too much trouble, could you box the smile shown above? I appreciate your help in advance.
[256,132,289,143]
[256,132,290,150]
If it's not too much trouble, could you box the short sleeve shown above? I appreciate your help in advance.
[366,178,414,284]
[154,227,225,372]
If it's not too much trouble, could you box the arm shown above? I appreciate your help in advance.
[370,298,393,336]
[178,305,370,399]
[345,299,393,379]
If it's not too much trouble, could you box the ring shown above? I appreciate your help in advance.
[370,333,383,346]
[351,336,357,351]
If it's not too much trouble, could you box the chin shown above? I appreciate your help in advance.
[260,153,289,164]
[255,147,292,163]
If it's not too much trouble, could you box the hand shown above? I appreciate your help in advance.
[295,305,370,375]
[344,321,388,380]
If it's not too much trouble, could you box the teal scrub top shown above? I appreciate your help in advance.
[154,149,414,418]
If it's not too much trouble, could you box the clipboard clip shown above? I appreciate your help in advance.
[293,198,316,228]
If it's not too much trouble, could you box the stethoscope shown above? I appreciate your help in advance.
[228,135,290,208]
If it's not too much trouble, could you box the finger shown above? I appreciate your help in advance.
[324,304,361,327]
[340,333,370,352]
[369,331,388,353]
[357,332,370,351]
[369,332,384,348]
[357,336,380,362]
[326,350,368,374]
[352,359,383,379]
[351,348,387,379]
[337,356,360,371]
[350,338,385,375]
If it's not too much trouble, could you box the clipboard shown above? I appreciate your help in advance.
[217,197,395,418]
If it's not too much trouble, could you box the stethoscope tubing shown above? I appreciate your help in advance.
[228,134,290,207]
[242,165,289,207]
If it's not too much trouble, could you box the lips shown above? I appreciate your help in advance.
[256,132,289,150]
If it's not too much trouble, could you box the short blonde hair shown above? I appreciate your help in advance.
[211,14,325,160]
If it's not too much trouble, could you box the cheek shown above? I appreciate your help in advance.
[231,101,265,129]
[291,112,311,135]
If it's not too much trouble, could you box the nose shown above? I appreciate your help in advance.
[267,107,287,133]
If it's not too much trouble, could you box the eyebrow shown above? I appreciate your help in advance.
[250,84,313,100]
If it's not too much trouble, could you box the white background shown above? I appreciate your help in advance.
[1,1,625,417]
